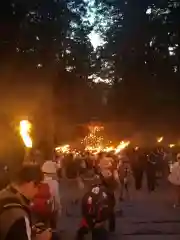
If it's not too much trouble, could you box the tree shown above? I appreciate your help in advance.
[95,0,180,123]
[0,0,96,153]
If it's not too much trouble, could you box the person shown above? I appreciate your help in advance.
[0,163,52,240]
[98,154,118,233]
[118,158,131,201]
[131,149,145,191]
[76,184,110,240]
[76,154,118,240]
[168,153,180,208]
[146,150,157,192]
[41,160,61,231]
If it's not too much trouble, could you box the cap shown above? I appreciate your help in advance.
[42,160,57,174]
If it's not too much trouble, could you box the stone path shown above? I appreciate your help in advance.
[58,178,180,239]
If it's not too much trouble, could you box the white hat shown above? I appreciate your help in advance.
[42,160,57,174]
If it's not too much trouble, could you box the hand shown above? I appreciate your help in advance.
[33,222,45,229]
[35,228,52,240]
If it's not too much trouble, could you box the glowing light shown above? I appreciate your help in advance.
[55,144,70,153]
[115,141,130,153]
[20,120,33,148]
[88,74,113,85]
[169,144,175,148]
[89,31,104,49]
[82,125,104,153]
[146,8,152,15]
[37,63,43,68]
[157,137,163,143]
[104,146,115,152]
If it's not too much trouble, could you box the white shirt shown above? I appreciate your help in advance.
[43,176,61,213]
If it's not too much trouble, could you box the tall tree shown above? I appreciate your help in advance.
[0,0,95,152]
[95,0,180,123]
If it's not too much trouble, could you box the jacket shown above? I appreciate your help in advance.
[0,186,31,240]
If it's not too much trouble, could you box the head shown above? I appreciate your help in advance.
[12,163,43,200]
[41,160,57,178]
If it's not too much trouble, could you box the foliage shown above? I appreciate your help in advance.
[95,0,180,122]
[1,0,180,127]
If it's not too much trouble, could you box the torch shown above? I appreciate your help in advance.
[115,141,130,154]
[19,120,33,162]
[157,137,163,144]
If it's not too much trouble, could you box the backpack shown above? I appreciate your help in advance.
[0,190,31,240]
[82,184,110,228]
[30,183,54,219]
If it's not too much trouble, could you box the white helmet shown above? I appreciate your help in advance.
[42,160,57,174]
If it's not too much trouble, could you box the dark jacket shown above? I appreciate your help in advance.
[0,186,31,240]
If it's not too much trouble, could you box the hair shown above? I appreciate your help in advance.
[13,163,43,185]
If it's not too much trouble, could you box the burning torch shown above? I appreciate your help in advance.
[19,120,33,161]
[157,137,163,143]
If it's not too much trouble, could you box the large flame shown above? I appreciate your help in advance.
[20,120,33,148]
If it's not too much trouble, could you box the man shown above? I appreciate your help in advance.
[41,160,61,230]
[0,163,52,240]
[76,184,110,240]
[168,153,180,207]
[77,154,117,239]
[118,158,131,201]
[98,154,118,233]
[146,150,157,192]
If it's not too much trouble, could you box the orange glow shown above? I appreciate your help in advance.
[55,144,70,153]
[157,137,163,143]
[20,120,33,148]
[115,141,130,153]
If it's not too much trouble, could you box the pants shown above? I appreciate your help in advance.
[134,170,143,190]
[76,226,108,240]
[174,185,180,205]
[146,168,156,192]
[120,179,129,199]
[108,211,115,232]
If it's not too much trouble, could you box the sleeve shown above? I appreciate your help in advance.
[6,217,31,240]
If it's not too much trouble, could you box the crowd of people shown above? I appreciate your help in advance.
[0,146,179,240]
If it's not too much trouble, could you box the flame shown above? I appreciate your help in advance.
[104,146,114,152]
[169,144,175,148]
[85,146,103,154]
[20,120,33,148]
[157,137,163,143]
[115,141,130,153]
[83,125,104,153]
[55,144,70,153]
